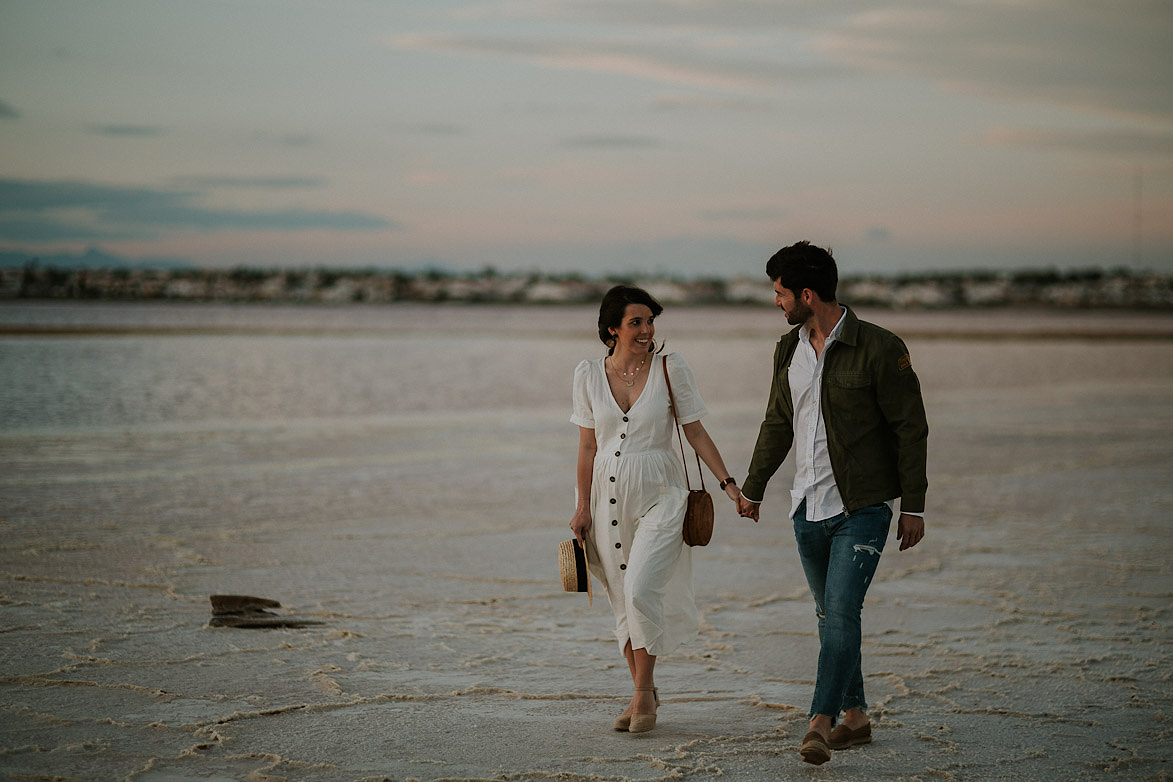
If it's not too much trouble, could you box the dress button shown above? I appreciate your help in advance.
[620,433,625,439]
[615,542,622,549]
[610,498,617,504]
[620,563,626,570]
[609,476,616,482]
[611,520,618,526]
[615,451,621,457]
[623,416,629,422]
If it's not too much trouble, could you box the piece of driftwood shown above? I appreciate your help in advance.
[208,594,324,628]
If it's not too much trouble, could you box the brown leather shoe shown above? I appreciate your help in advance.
[827,721,872,749]
[800,730,831,765]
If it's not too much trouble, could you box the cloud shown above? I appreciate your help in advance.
[460,2,1173,121]
[0,178,396,242]
[983,127,1173,158]
[866,226,892,242]
[392,34,847,91]
[170,176,329,189]
[0,215,140,243]
[457,0,857,30]
[818,1,1173,122]
[0,179,170,212]
[651,93,773,113]
[0,100,18,119]
[562,135,663,148]
[88,124,168,137]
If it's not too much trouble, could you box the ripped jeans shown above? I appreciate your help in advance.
[793,499,892,722]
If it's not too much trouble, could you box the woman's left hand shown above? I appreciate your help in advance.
[723,483,742,504]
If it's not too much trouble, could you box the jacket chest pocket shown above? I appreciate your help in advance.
[825,371,872,390]
[824,371,875,421]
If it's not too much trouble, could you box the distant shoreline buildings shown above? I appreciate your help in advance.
[1,263,1171,309]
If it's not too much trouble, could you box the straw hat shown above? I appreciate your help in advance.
[558,539,592,604]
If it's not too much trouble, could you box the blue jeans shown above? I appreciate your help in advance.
[793,499,892,721]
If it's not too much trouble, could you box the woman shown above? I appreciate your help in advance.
[570,285,742,733]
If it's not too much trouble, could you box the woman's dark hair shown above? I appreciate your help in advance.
[597,285,664,354]
[765,240,838,302]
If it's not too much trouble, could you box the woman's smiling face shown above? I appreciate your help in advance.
[611,303,655,353]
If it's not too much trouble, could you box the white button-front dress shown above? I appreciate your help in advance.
[571,352,708,656]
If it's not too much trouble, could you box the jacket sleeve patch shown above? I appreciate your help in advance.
[897,353,913,371]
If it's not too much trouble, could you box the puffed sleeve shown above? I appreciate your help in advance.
[664,352,708,424]
[570,359,595,428]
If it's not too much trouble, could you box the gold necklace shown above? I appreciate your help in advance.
[609,355,647,387]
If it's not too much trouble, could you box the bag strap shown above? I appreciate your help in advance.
[663,356,705,492]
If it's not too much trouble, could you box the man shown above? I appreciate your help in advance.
[736,241,928,766]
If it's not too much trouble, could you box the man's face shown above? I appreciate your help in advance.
[774,281,813,325]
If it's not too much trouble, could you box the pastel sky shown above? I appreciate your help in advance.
[2,0,1171,277]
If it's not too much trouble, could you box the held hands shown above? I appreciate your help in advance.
[719,478,758,522]
[722,485,760,522]
[737,495,760,522]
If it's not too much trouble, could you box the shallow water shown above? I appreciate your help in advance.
[1,301,1171,780]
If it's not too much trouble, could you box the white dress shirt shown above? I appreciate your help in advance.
[788,307,849,522]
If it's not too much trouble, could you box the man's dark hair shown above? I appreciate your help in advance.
[765,241,838,302]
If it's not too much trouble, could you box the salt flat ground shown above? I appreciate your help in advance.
[1,302,1171,781]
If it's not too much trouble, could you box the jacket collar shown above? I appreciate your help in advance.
[837,305,859,347]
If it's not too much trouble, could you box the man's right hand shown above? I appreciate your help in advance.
[737,496,760,522]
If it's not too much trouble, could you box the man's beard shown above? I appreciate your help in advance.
[785,300,813,325]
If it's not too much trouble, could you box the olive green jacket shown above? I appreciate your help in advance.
[741,306,929,515]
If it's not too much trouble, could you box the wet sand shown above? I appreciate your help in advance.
[1,303,1171,780]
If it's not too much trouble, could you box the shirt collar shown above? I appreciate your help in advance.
[799,305,848,345]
